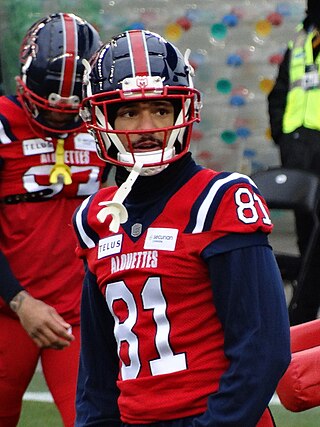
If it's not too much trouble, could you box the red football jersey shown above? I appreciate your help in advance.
[0,95,106,323]
[74,167,273,422]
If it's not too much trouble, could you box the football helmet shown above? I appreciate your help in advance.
[81,29,202,174]
[16,13,101,135]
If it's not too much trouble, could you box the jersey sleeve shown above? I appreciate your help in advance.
[188,172,274,257]
[192,245,291,426]
[212,174,273,236]
[72,195,96,256]
[72,187,118,259]
[0,249,24,304]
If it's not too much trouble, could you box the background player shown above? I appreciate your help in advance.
[0,13,107,427]
[73,30,291,426]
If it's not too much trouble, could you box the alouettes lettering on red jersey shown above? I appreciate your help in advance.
[0,95,105,199]
[73,167,273,423]
[0,95,106,324]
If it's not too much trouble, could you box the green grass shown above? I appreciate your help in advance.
[19,371,320,426]
[271,405,320,427]
[18,400,320,427]
[18,370,63,427]
[18,401,63,427]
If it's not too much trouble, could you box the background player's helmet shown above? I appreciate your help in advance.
[16,13,101,135]
[81,29,202,173]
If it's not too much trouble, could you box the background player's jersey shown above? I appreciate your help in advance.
[73,161,273,423]
[0,95,106,323]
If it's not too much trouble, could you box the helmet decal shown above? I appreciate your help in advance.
[59,13,78,99]
[127,30,151,77]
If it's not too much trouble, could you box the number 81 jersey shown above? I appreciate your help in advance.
[73,165,273,423]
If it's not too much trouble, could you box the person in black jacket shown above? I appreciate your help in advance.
[268,0,320,325]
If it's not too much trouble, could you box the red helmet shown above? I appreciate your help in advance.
[16,13,101,136]
[81,30,202,174]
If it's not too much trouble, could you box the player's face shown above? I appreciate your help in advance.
[113,100,175,152]
[41,110,78,129]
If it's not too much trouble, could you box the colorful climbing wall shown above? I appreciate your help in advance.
[0,0,307,172]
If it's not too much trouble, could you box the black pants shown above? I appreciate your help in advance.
[279,128,320,324]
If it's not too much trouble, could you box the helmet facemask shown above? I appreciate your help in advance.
[82,87,200,175]
[16,75,83,136]
[81,33,202,175]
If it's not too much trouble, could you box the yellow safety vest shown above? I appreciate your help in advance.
[283,27,320,133]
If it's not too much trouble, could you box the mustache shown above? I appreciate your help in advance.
[132,134,164,146]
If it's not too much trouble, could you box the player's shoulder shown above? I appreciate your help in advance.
[188,169,271,235]
[77,186,117,214]
[201,169,258,196]
[0,95,22,112]
[73,185,119,250]
[73,186,117,225]
[0,95,25,131]
[206,170,263,215]
[185,168,260,217]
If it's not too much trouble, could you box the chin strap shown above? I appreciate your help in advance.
[49,139,72,185]
[97,162,143,233]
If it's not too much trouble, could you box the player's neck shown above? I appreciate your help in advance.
[115,152,194,203]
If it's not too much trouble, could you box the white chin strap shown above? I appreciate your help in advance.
[97,162,143,233]
[118,148,175,176]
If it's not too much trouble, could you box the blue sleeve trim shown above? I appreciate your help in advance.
[185,171,230,233]
[0,112,17,143]
[202,231,270,259]
[72,195,100,249]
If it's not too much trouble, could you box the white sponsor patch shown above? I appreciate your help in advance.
[98,234,123,259]
[22,139,54,155]
[74,133,96,151]
[144,228,178,251]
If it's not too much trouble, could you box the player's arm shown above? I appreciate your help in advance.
[10,291,75,349]
[267,47,290,144]
[75,265,121,427]
[0,248,25,302]
[0,249,74,349]
[72,199,121,426]
[193,237,291,427]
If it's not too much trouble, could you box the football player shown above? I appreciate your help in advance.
[0,13,108,427]
[73,30,291,427]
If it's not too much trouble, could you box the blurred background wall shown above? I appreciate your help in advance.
[0,0,306,173]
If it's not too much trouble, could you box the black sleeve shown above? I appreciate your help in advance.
[75,264,121,427]
[0,249,24,304]
[267,48,290,145]
[193,244,291,426]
